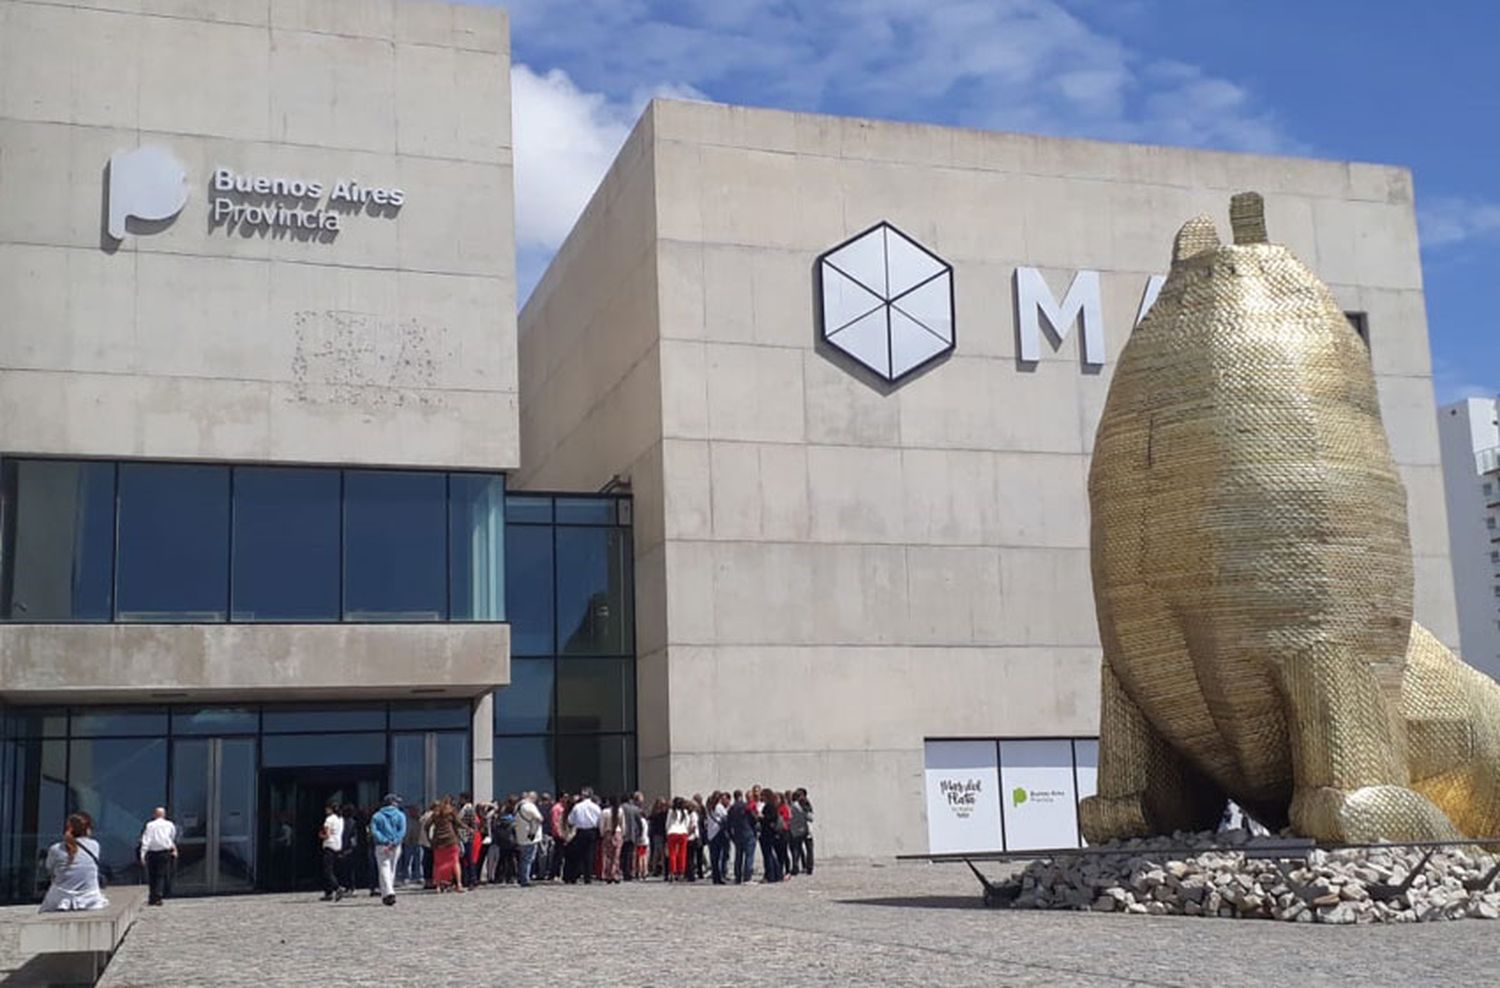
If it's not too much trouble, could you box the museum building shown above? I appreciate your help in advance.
[0,0,1459,897]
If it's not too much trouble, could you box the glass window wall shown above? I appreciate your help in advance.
[0,459,505,624]
[495,493,635,797]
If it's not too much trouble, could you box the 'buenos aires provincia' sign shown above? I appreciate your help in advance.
[209,167,406,235]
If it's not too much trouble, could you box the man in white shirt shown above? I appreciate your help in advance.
[566,788,601,885]
[319,803,344,901]
[139,807,178,905]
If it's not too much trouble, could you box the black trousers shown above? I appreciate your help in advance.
[145,849,173,903]
[321,848,340,895]
[568,828,599,884]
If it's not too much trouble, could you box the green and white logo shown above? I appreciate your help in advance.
[1012,786,1028,807]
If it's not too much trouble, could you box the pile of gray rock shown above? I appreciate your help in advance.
[1009,830,1500,923]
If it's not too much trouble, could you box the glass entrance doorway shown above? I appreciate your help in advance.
[261,768,384,892]
[170,737,256,894]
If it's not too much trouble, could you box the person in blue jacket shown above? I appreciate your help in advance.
[370,794,408,906]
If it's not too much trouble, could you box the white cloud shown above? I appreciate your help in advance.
[510,65,634,251]
[510,65,708,300]
[505,0,1306,300]
[1418,196,1500,250]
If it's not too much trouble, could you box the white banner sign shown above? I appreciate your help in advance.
[1074,739,1099,846]
[923,740,1002,854]
[999,739,1080,851]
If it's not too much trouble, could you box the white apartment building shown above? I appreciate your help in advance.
[1438,397,1500,679]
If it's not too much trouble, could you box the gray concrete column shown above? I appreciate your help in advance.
[471,692,494,802]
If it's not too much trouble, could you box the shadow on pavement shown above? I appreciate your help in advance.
[0,951,101,987]
[836,895,981,910]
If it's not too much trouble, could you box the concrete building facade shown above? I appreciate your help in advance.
[518,99,1459,858]
[1438,397,1500,679]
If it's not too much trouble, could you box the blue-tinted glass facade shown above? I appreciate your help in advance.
[0,459,505,624]
[493,494,635,799]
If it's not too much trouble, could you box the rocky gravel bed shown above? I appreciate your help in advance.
[1010,830,1500,923]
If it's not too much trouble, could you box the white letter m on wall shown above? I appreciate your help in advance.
[1015,267,1105,366]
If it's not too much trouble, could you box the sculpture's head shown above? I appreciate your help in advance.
[1138,192,1372,396]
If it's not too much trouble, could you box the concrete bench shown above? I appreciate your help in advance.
[17,886,148,984]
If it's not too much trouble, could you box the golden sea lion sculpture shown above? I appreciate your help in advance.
[1079,193,1500,845]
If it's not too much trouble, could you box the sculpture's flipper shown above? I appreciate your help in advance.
[1080,662,1226,844]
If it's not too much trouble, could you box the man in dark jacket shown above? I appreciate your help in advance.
[620,794,645,881]
[727,791,757,884]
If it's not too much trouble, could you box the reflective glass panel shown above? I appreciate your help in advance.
[231,468,341,621]
[68,738,167,884]
[389,702,470,731]
[70,707,167,737]
[504,496,552,524]
[555,734,632,797]
[389,734,426,808]
[261,733,385,767]
[433,732,469,800]
[556,527,632,655]
[493,736,553,798]
[449,473,505,621]
[343,471,447,621]
[116,464,231,621]
[1,460,115,621]
[554,498,616,525]
[169,739,210,890]
[218,738,256,889]
[494,660,554,735]
[0,738,67,902]
[556,658,634,734]
[170,707,258,736]
[261,706,385,733]
[505,526,554,655]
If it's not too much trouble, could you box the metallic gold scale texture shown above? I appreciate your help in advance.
[1079,193,1500,845]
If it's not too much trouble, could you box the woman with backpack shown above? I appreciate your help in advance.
[490,800,518,884]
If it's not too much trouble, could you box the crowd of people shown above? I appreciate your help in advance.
[318,785,816,902]
[33,785,816,913]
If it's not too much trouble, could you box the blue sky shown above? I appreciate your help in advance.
[496,0,1497,402]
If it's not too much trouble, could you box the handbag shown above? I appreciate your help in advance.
[77,842,109,890]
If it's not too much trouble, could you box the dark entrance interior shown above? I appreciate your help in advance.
[261,767,384,892]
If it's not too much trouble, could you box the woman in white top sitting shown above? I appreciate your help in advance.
[40,813,109,912]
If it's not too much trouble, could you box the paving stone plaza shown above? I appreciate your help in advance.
[0,863,1485,987]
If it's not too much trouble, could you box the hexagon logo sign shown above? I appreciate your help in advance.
[816,221,954,384]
